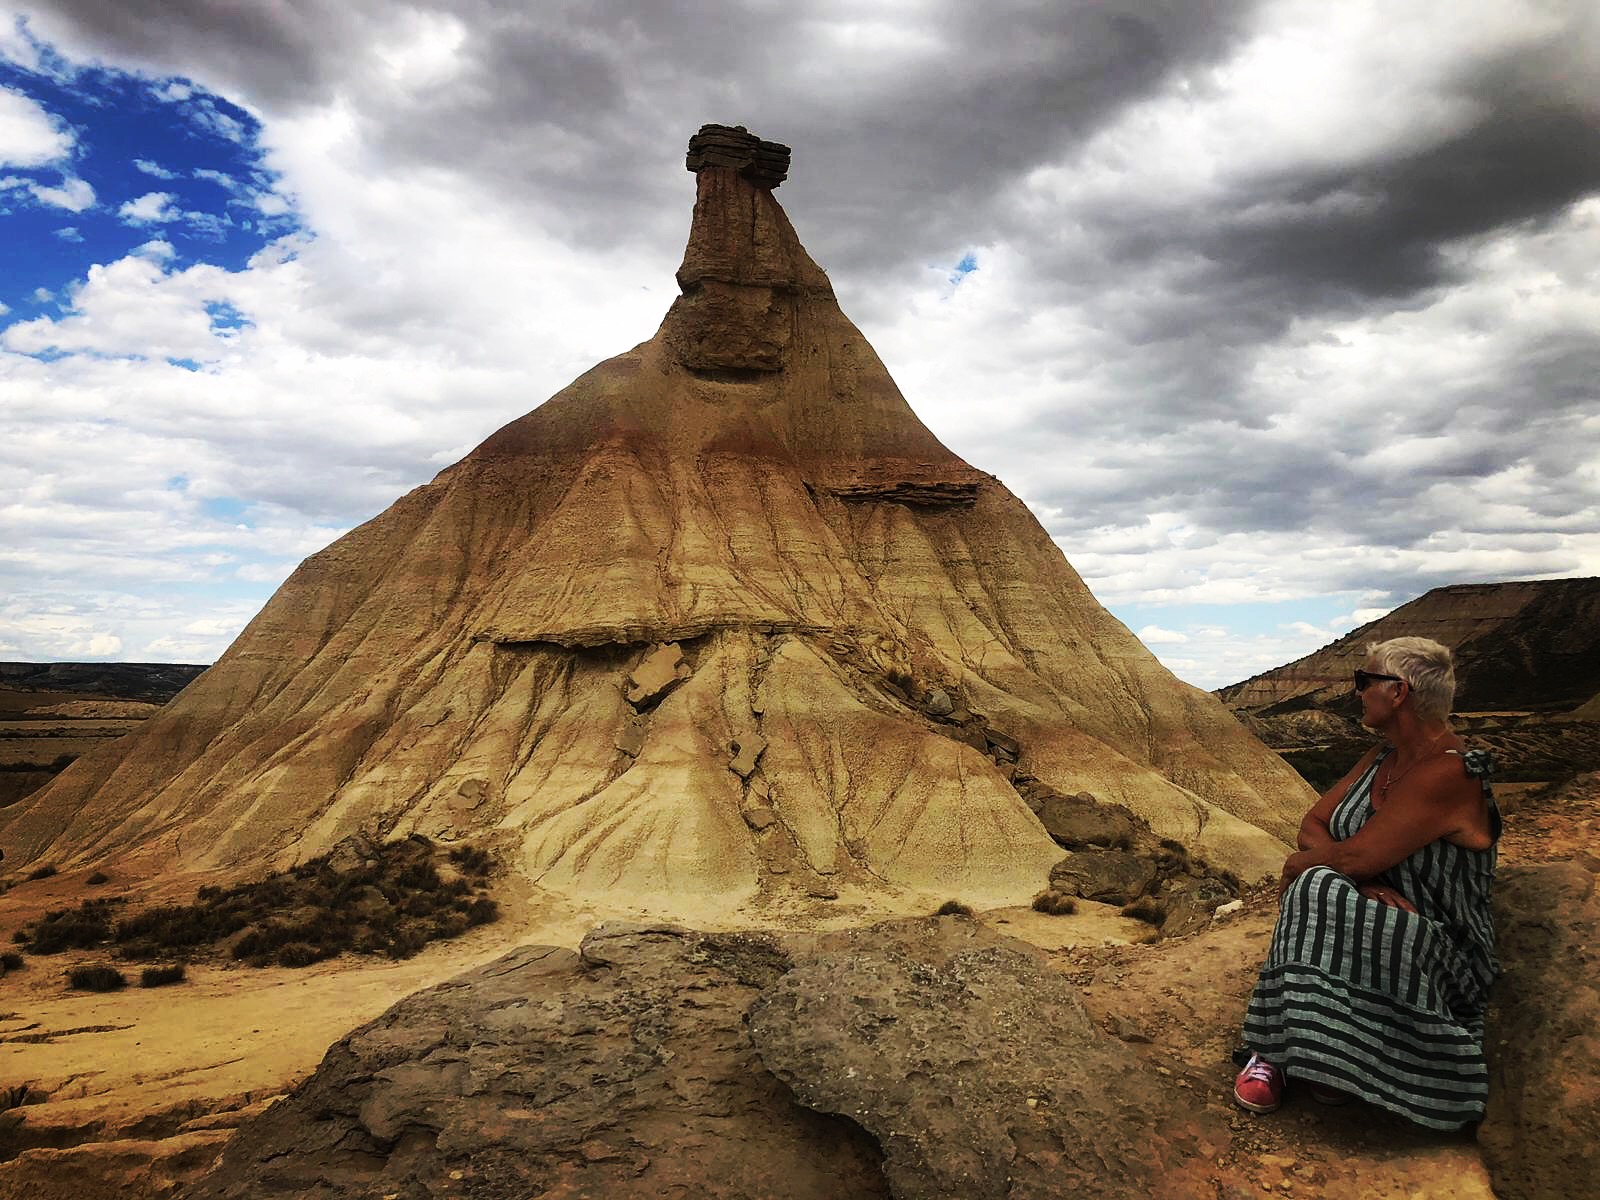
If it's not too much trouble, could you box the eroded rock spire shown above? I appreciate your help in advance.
[666,124,827,373]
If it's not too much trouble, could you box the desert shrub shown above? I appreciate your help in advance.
[20,834,496,970]
[431,911,469,939]
[1031,889,1078,916]
[275,942,321,968]
[401,893,438,918]
[393,861,442,893]
[24,898,123,954]
[85,871,110,886]
[116,902,250,956]
[68,964,126,992]
[26,864,57,881]
[448,845,493,876]
[1,951,23,971]
[1219,869,1242,892]
[140,964,186,988]
[387,928,428,960]
[1121,896,1167,926]
[934,900,974,917]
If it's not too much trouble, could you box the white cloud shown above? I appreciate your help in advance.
[134,157,179,179]
[0,84,71,167]
[1,1,1596,673]
[1137,624,1189,645]
[118,190,180,224]
[53,224,83,241]
[29,173,93,210]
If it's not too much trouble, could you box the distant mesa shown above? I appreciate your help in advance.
[1218,578,1600,716]
[1,128,1310,915]
[1219,578,1600,789]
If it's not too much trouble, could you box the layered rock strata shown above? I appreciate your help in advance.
[2,127,1309,909]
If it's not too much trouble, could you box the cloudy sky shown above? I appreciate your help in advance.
[1,1,1596,689]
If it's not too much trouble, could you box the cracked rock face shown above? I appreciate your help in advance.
[1479,858,1600,1200]
[181,920,1226,1200]
[3,127,1307,908]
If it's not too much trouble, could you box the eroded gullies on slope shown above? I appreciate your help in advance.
[1,124,1308,926]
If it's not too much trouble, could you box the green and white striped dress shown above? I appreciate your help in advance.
[1242,748,1500,1129]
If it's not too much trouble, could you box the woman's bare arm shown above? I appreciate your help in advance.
[1281,756,1481,886]
[1296,745,1382,851]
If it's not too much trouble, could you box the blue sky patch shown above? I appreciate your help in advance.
[1,22,302,331]
[948,251,978,285]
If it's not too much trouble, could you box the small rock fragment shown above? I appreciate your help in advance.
[626,643,689,707]
[615,716,648,758]
[729,731,767,778]
[924,688,954,717]
[742,805,777,831]
[1212,899,1244,920]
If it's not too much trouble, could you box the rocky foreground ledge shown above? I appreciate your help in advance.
[182,916,1222,1200]
[164,853,1595,1200]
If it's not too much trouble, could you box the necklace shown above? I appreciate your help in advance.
[1379,731,1451,800]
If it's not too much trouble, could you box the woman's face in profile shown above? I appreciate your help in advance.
[1357,660,1401,729]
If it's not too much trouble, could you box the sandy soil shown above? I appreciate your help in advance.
[1,773,1592,1196]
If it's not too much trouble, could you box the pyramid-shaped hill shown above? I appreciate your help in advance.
[4,127,1310,912]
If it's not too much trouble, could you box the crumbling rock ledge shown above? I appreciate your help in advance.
[182,919,1229,1199]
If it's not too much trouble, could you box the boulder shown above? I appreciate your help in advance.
[1479,858,1600,1200]
[746,926,1223,1200]
[1048,848,1159,904]
[184,919,1229,1199]
[183,934,890,1200]
[626,643,690,708]
[1035,790,1139,849]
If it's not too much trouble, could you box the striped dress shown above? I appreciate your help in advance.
[1241,748,1500,1129]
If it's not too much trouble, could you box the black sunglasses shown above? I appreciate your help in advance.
[1353,669,1405,692]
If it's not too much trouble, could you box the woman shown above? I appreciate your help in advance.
[1233,636,1499,1129]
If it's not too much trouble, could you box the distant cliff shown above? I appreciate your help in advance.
[1217,578,1600,716]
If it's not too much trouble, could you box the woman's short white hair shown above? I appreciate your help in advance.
[1366,636,1455,721]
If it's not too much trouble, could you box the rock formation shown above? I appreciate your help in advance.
[2,125,1308,911]
[181,919,1227,1199]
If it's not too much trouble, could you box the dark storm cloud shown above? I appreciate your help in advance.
[28,0,1266,260]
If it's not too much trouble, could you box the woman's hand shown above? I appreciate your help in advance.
[1357,882,1418,913]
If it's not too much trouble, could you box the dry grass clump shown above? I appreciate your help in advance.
[140,964,186,988]
[85,871,110,886]
[1,951,24,972]
[25,864,57,881]
[68,964,126,992]
[16,836,500,969]
[1120,896,1167,926]
[1032,889,1079,915]
[934,899,974,917]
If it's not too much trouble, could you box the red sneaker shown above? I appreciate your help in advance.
[1233,1053,1284,1113]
